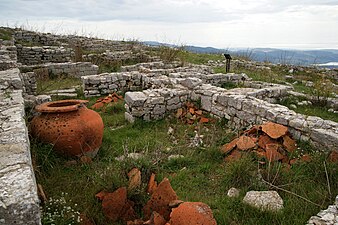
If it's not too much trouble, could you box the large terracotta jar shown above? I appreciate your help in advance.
[30,99,104,157]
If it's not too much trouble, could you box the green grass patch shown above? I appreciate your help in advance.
[178,51,224,65]
[30,95,338,225]
[278,97,338,122]
[37,76,82,94]
[0,28,13,41]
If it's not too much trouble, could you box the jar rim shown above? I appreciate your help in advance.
[35,99,89,113]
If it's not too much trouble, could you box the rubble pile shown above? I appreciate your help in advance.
[95,173,217,225]
[91,93,123,110]
[175,102,212,124]
[221,122,300,164]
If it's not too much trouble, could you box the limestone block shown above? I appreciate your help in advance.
[201,96,212,112]
[125,92,147,107]
[179,78,203,89]
[310,129,338,149]
[243,191,283,212]
[125,112,135,123]
[289,116,306,130]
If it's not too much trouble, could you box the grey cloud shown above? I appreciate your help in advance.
[0,0,337,24]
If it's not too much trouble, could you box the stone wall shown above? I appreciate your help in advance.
[0,68,41,225]
[14,30,62,46]
[124,77,337,151]
[14,30,144,53]
[0,40,17,71]
[21,62,98,78]
[20,72,37,95]
[16,45,74,65]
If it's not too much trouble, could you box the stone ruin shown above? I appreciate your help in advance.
[0,27,337,224]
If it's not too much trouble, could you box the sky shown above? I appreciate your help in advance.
[0,0,338,49]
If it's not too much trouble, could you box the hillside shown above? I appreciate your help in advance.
[144,41,338,66]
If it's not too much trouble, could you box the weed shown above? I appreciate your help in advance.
[0,27,13,40]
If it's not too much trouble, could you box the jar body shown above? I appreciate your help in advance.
[30,100,104,157]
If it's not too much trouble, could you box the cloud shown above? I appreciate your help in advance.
[1,0,337,23]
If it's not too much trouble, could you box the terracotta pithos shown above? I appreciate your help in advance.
[30,99,104,157]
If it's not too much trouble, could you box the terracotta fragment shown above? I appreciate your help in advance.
[147,173,158,195]
[199,117,209,123]
[80,156,93,164]
[258,135,277,149]
[301,154,311,162]
[80,213,95,225]
[144,211,167,225]
[245,125,259,135]
[95,190,108,200]
[169,200,184,208]
[91,93,123,110]
[221,138,238,154]
[169,202,217,225]
[236,136,256,151]
[128,168,142,191]
[143,178,178,221]
[224,150,242,162]
[127,219,144,225]
[100,187,137,222]
[91,102,105,110]
[195,110,203,116]
[265,144,284,162]
[328,150,338,163]
[176,108,183,118]
[283,135,297,152]
[260,122,288,139]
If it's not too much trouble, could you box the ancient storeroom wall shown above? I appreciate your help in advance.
[0,68,41,225]
[16,45,74,65]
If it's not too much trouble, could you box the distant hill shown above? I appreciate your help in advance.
[143,41,338,66]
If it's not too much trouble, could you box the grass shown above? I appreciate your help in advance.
[0,28,13,41]
[37,76,82,94]
[278,97,338,122]
[30,97,338,225]
[178,51,224,65]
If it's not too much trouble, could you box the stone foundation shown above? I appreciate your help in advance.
[17,45,74,65]
[80,62,337,152]
[0,40,17,71]
[0,68,41,225]
[21,62,98,78]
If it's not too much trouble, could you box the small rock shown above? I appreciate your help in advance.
[305,81,314,87]
[168,155,184,161]
[115,153,144,161]
[227,187,240,198]
[167,127,174,135]
[243,191,284,212]
[290,104,297,109]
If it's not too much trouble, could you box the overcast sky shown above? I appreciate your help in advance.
[1,0,338,49]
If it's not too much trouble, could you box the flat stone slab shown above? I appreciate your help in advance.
[125,91,147,107]
[243,191,284,212]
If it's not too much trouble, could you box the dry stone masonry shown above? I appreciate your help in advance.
[80,61,338,151]
[21,62,98,78]
[307,196,338,225]
[0,40,17,71]
[16,45,74,65]
[0,69,41,225]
